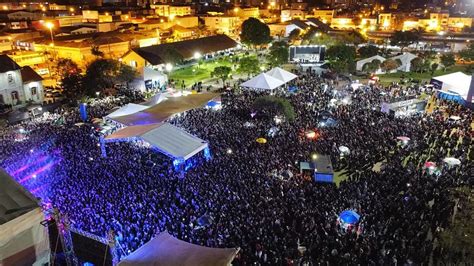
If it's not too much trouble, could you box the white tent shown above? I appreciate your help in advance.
[105,123,208,160]
[390,52,417,72]
[433,72,472,101]
[240,73,285,91]
[266,67,298,83]
[106,103,150,119]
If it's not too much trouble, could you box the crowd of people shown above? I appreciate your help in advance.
[0,72,472,265]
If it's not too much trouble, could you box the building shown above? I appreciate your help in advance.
[313,9,334,24]
[330,17,356,30]
[203,16,240,36]
[378,13,392,30]
[0,55,43,107]
[447,17,472,32]
[281,9,306,22]
[121,35,238,89]
[151,4,192,17]
[233,7,259,19]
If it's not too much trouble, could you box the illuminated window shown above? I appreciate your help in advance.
[31,87,37,95]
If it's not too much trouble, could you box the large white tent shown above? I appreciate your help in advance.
[106,103,150,119]
[118,232,239,266]
[105,123,208,160]
[432,72,472,101]
[266,67,298,83]
[240,73,285,91]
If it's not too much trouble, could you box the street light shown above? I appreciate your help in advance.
[45,22,55,47]
[165,63,173,72]
[193,52,201,60]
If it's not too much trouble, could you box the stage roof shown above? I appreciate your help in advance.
[110,93,219,126]
[106,123,207,160]
[0,168,39,225]
[118,232,239,266]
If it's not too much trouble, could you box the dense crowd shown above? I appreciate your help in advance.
[0,73,472,265]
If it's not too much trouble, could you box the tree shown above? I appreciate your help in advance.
[440,53,456,71]
[410,57,431,73]
[358,45,380,58]
[238,57,260,78]
[84,59,137,94]
[380,59,400,72]
[55,58,80,79]
[390,31,419,52]
[343,30,366,45]
[240,18,271,47]
[211,66,232,86]
[252,96,295,122]
[91,45,104,57]
[326,44,356,74]
[288,29,301,42]
[362,59,381,73]
[430,62,439,76]
[308,32,338,47]
[267,46,289,67]
[61,73,85,100]
[458,43,474,62]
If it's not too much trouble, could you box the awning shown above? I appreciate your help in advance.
[106,103,150,119]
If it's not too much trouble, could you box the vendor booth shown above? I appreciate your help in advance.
[300,154,334,183]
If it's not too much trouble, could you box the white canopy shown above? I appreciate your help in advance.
[105,123,207,160]
[443,157,461,166]
[106,103,149,119]
[356,55,386,71]
[433,72,472,100]
[240,73,285,91]
[266,67,298,83]
[390,52,417,72]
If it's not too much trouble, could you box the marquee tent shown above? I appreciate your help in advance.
[118,232,239,266]
[0,169,49,266]
[105,123,208,160]
[266,67,298,83]
[106,103,150,119]
[240,73,285,91]
[432,72,473,102]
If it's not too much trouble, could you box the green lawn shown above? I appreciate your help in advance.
[376,65,469,86]
[169,58,234,87]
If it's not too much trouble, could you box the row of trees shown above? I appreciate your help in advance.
[58,58,137,100]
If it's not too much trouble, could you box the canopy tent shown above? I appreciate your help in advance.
[338,146,350,155]
[106,103,150,119]
[390,52,417,72]
[240,73,285,91]
[266,67,298,83]
[118,232,239,266]
[443,157,461,166]
[432,72,473,102]
[110,93,219,126]
[339,210,360,224]
[105,123,208,160]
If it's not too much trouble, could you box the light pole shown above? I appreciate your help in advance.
[45,22,54,47]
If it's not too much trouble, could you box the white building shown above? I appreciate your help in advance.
[0,55,43,107]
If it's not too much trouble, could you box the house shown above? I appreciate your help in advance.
[0,55,43,107]
[312,9,335,24]
[281,9,307,22]
[391,52,417,72]
[356,55,386,72]
[171,25,194,40]
[203,16,240,36]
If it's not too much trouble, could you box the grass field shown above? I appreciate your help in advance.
[375,65,469,86]
[169,58,234,87]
